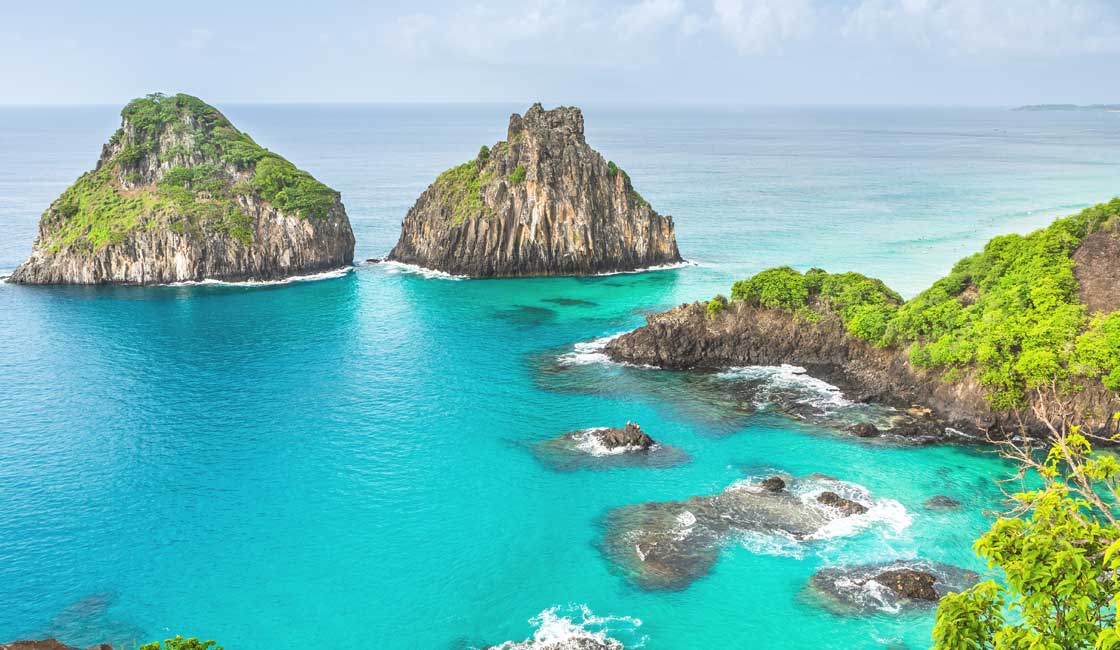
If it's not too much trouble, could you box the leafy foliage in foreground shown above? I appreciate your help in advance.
[140,636,222,650]
[932,434,1120,649]
[724,199,1120,406]
[45,92,338,252]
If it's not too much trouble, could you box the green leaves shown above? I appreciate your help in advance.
[725,198,1120,406]
[933,440,1119,649]
[139,636,222,650]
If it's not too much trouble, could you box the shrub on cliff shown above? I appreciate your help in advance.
[707,294,728,318]
[726,198,1120,408]
[509,165,527,184]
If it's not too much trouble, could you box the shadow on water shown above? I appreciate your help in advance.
[541,297,599,307]
[30,592,146,648]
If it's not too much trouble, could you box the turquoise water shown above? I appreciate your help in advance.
[1,105,1119,649]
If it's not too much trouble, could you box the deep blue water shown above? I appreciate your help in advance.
[1,105,1119,649]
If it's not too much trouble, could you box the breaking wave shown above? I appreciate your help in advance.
[485,605,643,650]
[375,260,464,280]
[169,266,354,287]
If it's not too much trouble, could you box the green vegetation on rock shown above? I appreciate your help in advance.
[44,92,338,253]
[509,165,527,184]
[433,160,494,226]
[706,294,728,319]
[725,199,1120,407]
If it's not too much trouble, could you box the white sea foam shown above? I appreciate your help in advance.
[571,427,656,456]
[375,260,464,280]
[795,477,913,541]
[558,333,626,366]
[168,266,354,287]
[718,364,853,412]
[486,605,642,650]
[729,474,912,557]
[592,259,698,276]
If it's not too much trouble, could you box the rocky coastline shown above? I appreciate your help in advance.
[387,103,682,277]
[605,203,1120,442]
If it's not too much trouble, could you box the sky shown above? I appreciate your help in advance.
[2,0,1118,106]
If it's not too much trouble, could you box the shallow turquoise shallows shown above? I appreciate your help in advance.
[2,105,1119,650]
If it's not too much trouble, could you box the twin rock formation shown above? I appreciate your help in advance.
[11,93,354,284]
[388,103,682,277]
[10,98,679,284]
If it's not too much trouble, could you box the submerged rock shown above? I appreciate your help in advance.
[11,93,354,285]
[388,103,682,277]
[849,422,880,438]
[808,560,979,614]
[601,474,887,590]
[924,495,962,511]
[1,641,109,650]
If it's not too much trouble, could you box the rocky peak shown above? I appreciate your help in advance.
[388,103,682,277]
[507,102,585,143]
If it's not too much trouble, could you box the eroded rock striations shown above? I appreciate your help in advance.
[10,93,354,284]
[388,103,682,277]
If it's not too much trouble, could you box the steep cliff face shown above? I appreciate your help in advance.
[608,201,1120,440]
[10,93,354,284]
[388,103,682,277]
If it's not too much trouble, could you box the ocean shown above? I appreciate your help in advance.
[1,104,1118,649]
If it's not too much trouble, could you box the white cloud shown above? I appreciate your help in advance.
[711,0,814,55]
[618,0,687,37]
[842,0,1120,55]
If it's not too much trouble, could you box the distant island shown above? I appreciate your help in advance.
[1014,104,1120,112]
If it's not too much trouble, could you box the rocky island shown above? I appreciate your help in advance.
[10,93,354,284]
[387,103,682,277]
[607,199,1120,439]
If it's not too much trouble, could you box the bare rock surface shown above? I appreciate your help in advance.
[388,103,681,277]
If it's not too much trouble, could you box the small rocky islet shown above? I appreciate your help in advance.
[387,103,682,277]
[599,473,887,591]
[807,560,980,615]
[532,422,689,471]
[10,93,355,285]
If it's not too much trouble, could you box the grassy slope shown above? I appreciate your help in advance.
[44,93,338,251]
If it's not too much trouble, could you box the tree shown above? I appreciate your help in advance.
[932,392,1120,649]
[140,636,222,650]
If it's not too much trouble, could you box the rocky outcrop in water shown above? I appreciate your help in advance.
[387,103,682,277]
[596,422,655,450]
[605,298,1118,440]
[605,300,978,438]
[808,560,979,614]
[607,203,1120,440]
[532,424,688,471]
[600,474,886,590]
[10,93,354,284]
